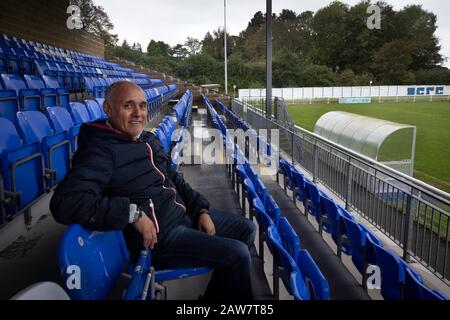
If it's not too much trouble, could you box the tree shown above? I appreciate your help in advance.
[311,1,349,70]
[70,0,118,48]
[146,40,170,57]
[415,67,450,84]
[184,37,202,56]
[202,32,215,57]
[394,5,443,69]
[372,40,417,84]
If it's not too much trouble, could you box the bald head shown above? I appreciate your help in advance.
[105,81,145,106]
[103,81,148,138]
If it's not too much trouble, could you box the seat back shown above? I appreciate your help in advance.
[341,212,366,273]
[0,118,21,159]
[42,75,61,89]
[264,194,280,227]
[16,111,52,144]
[304,179,321,216]
[69,102,92,125]
[366,232,404,300]
[17,111,70,182]
[0,90,19,123]
[267,225,310,300]
[277,217,300,262]
[0,118,44,212]
[84,100,103,121]
[58,224,129,300]
[0,73,27,95]
[404,267,448,300]
[296,250,331,300]
[23,75,46,90]
[252,197,274,234]
[45,107,74,133]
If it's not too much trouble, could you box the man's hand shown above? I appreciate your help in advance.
[197,210,216,236]
[133,213,157,249]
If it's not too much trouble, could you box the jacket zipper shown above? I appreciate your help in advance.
[145,143,187,217]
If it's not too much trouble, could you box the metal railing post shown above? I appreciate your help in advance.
[291,130,294,164]
[402,188,415,262]
[312,140,318,183]
[345,158,353,210]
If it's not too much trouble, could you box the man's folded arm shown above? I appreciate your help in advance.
[50,146,130,231]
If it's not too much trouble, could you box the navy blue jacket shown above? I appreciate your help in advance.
[50,121,209,256]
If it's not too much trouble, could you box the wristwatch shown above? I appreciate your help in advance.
[129,203,143,224]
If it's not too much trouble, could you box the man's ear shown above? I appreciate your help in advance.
[103,101,113,118]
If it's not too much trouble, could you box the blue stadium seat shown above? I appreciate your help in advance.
[404,266,448,300]
[58,224,131,300]
[84,100,105,121]
[59,224,210,300]
[304,179,321,219]
[45,107,80,154]
[279,158,295,192]
[341,211,367,275]
[267,225,310,300]
[252,197,275,260]
[291,169,306,203]
[321,196,352,255]
[254,177,269,201]
[69,102,92,125]
[296,249,331,300]
[94,98,108,119]
[16,111,70,184]
[0,89,19,123]
[0,74,41,111]
[0,118,45,221]
[24,75,58,108]
[277,216,331,300]
[42,75,70,109]
[277,217,300,261]
[365,232,405,300]
[155,128,170,154]
[264,194,280,227]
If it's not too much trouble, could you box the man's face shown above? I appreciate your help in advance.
[104,83,148,138]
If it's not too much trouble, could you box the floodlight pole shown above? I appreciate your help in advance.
[224,0,228,95]
[266,0,272,117]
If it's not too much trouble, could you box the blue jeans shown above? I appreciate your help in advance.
[152,209,256,300]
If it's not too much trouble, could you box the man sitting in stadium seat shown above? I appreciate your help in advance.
[50,81,256,300]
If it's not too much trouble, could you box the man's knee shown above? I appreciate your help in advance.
[230,240,252,267]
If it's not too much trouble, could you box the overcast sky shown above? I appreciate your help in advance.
[93,0,450,67]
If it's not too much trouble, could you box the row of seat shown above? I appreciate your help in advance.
[0,74,70,117]
[205,96,330,300]
[1,34,161,93]
[0,72,177,124]
[0,99,108,223]
[219,99,448,300]
[154,90,192,158]
[278,157,448,300]
[1,34,142,76]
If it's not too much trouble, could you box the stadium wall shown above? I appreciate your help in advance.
[239,85,450,101]
[0,0,104,57]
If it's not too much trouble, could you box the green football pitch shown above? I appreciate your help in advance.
[287,101,450,193]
